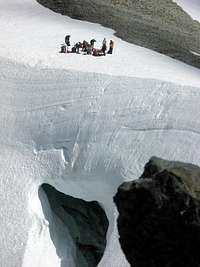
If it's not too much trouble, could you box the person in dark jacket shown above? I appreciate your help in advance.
[75,42,81,53]
[87,44,93,55]
[71,46,76,53]
[90,39,96,48]
[82,40,88,52]
[102,38,107,56]
[65,35,71,46]
[107,40,114,54]
[60,44,66,53]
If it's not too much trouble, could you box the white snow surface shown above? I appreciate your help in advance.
[1,0,200,87]
[174,0,200,21]
[1,0,200,267]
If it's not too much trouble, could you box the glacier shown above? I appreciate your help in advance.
[1,0,200,267]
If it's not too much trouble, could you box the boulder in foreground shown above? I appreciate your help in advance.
[114,157,200,267]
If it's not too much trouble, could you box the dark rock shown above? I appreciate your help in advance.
[114,157,200,267]
[40,183,109,267]
[37,0,200,68]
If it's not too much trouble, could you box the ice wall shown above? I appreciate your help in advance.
[1,58,200,266]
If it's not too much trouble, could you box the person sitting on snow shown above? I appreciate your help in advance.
[60,44,66,53]
[86,44,92,55]
[71,46,76,53]
[75,42,81,54]
[82,40,88,52]
[93,48,103,57]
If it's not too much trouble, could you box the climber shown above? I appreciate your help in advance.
[107,40,114,54]
[65,35,71,47]
[90,39,96,48]
[86,44,92,55]
[75,42,82,53]
[82,40,88,52]
[60,44,67,53]
[102,38,107,56]
[71,46,76,53]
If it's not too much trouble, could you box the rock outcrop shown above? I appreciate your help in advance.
[37,0,200,68]
[40,183,109,267]
[114,157,200,267]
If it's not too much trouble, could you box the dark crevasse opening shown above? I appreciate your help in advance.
[38,183,109,267]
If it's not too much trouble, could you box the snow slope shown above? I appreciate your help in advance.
[174,0,200,21]
[1,1,200,267]
[1,0,200,87]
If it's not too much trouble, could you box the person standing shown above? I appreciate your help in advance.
[102,38,107,56]
[90,39,96,49]
[107,40,114,54]
[65,35,71,47]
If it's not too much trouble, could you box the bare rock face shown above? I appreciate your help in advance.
[114,157,200,267]
[40,184,109,267]
[37,0,200,68]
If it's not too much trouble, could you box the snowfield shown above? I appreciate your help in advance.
[1,0,200,87]
[1,0,200,267]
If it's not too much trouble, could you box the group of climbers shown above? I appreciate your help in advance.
[60,35,115,56]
